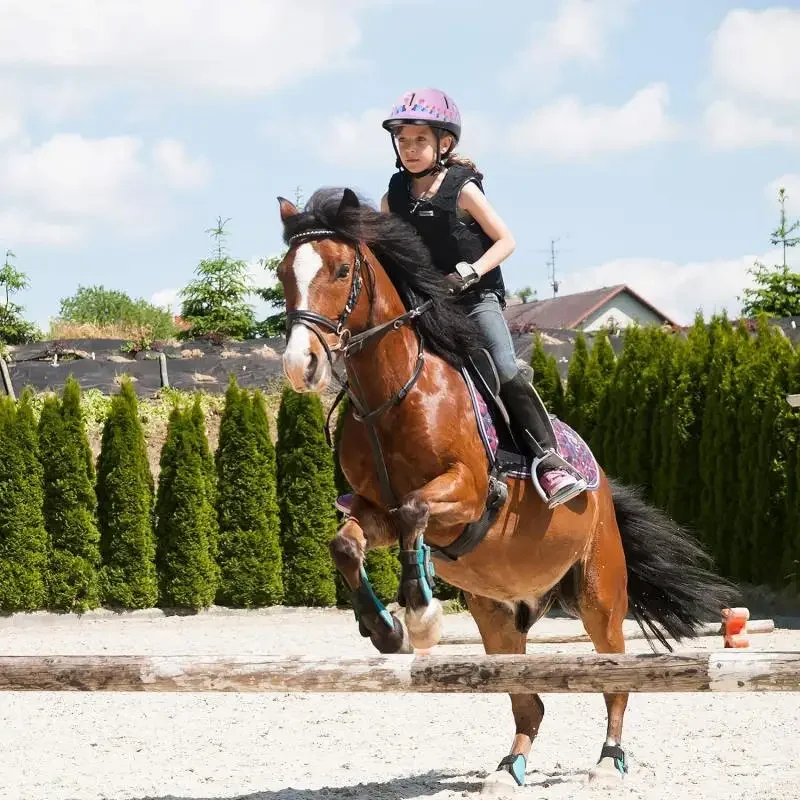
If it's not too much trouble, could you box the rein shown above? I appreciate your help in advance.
[284,228,433,510]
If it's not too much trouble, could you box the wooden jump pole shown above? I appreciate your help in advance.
[439,619,775,647]
[0,651,798,694]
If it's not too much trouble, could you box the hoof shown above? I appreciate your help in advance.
[404,598,443,650]
[369,614,412,654]
[480,769,520,798]
[588,756,626,786]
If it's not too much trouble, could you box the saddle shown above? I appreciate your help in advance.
[426,348,599,563]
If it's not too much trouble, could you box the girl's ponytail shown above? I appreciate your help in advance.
[443,151,483,181]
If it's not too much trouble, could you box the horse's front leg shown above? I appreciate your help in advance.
[395,462,485,650]
[329,497,411,654]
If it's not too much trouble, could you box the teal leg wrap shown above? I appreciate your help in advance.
[398,537,435,607]
[496,753,527,786]
[599,744,628,776]
[351,565,394,630]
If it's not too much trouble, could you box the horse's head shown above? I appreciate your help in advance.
[276,188,367,394]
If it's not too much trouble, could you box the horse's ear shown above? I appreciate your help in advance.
[337,188,360,217]
[278,196,299,222]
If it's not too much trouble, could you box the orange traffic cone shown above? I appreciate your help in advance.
[722,607,750,648]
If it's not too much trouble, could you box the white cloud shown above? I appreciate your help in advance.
[558,249,794,326]
[150,288,181,313]
[272,108,387,170]
[0,0,376,97]
[710,8,800,107]
[508,83,680,160]
[0,133,210,245]
[508,0,637,88]
[152,139,211,190]
[0,210,82,246]
[558,174,800,325]
[703,8,800,150]
[704,100,800,149]
[2,134,147,221]
[270,104,494,171]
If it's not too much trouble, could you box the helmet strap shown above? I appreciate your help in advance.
[390,129,450,179]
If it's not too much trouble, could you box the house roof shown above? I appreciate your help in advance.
[503,284,680,331]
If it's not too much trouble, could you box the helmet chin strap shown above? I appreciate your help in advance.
[390,129,452,178]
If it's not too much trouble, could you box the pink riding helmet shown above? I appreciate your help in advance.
[381,88,462,143]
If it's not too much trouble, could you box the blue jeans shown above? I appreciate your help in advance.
[458,291,519,383]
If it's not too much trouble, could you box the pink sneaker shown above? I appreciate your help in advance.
[335,493,354,515]
[537,468,586,509]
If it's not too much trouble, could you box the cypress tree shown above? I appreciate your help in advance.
[247,388,284,603]
[529,333,549,385]
[783,351,800,591]
[529,333,564,418]
[743,318,795,586]
[189,396,219,562]
[154,406,218,610]
[276,386,337,606]
[729,325,757,582]
[588,333,618,467]
[38,379,101,612]
[580,330,615,447]
[696,316,739,565]
[215,377,283,607]
[332,396,400,606]
[651,334,681,510]
[96,378,157,609]
[603,326,645,483]
[663,315,711,526]
[63,375,96,487]
[627,328,670,498]
[565,332,589,433]
[0,390,48,611]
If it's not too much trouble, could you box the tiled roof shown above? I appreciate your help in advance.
[504,284,679,331]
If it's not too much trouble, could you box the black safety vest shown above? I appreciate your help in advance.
[386,165,507,304]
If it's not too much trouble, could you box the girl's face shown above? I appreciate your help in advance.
[393,125,452,172]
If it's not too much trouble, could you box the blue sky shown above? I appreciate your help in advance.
[1,0,798,331]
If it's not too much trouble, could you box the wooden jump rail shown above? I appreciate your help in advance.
[439,618,776,647]
[0,651,798,694]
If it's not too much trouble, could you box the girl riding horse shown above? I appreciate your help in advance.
[336,87,586,514]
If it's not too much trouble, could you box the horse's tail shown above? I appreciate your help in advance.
[610,479,740,651]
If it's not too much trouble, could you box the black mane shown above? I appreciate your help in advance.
[281,187,481,369]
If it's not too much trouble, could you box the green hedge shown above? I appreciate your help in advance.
[559,315,800,592]
[0,315,797,614]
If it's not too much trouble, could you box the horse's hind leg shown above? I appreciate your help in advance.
[463,592,543,797]
[577,511,630,784]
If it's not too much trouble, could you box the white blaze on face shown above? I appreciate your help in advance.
[284,242,324,377]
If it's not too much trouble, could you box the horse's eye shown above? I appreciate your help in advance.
[336,263,350,279]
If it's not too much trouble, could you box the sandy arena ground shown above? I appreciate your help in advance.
[0,607,798,800]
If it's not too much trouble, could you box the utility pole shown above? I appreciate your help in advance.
[546,237,561,298]
[294,186,304,208]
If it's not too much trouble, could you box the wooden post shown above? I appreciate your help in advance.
[0,357,15,401]
[438,619,775,647]
[158,352,169,388]
[0,651,798,693]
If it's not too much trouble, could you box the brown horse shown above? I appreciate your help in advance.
[275,188,737,794]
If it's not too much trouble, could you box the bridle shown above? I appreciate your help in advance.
[283,228,433,510]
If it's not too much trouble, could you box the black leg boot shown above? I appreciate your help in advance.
[499,373,588,508]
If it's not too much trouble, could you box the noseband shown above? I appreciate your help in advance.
[284,228,433,509]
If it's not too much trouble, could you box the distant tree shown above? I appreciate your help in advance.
[740,187,800,318]
[0,249,40,345]
[56,285,178,340]
[180,217,257,340]
[255,253,287,337]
